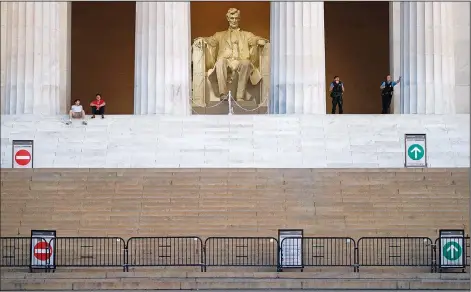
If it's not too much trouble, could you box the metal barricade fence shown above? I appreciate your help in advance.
[467,237,470,267]
[126,237,204,272]
[357,237,434,272]
[0,237,35,267]
[280,237,356,271]
[52,237,126,270]
[1,236,467,272]
[204,237,279,271]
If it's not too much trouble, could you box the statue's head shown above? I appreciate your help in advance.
[226,8,240,29]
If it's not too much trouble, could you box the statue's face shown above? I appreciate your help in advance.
[227,14,240,29]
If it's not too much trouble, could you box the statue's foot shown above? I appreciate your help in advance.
[235,94,248,102]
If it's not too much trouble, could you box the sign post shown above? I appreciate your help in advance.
[12,140,34,168]
[30,230,56,272]
[404,134,427,167]
[278,229,303,271]
[438,229,465,272]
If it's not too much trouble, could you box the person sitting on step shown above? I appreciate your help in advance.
[66,99,87,125]
[90,93,106,119]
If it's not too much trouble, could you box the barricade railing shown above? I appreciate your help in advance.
[357,237,434,272]
[0,235,468,273]
[51,237,126,270]
[126,237,204,272]
[204,237,279,271]
[0,237,34,267]
[467,237,470,267]
[279,237,356,271]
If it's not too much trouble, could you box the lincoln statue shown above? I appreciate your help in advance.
[193,8,269,102]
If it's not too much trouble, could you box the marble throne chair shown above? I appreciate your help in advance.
[191,40,270,107]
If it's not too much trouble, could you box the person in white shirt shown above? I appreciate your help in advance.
[66,99,87,125]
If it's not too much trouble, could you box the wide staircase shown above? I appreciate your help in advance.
[1,168,468,237]
[1,168,469,290]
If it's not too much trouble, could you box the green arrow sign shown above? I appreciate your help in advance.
[443,241,462,261]
[407,144,424,160]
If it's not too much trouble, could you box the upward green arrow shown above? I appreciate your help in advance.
[407,144,424,160]
[443,241,462,261]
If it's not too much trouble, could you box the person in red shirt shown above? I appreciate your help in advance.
[90,93,106,119]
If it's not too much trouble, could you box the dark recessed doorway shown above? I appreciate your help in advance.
[71,2,136,114]
[325,1,390,114]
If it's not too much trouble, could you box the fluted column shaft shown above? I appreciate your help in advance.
[270,2,326,114]
[399,2,456,114]
[134,2,190,115]
[1,2,70,115]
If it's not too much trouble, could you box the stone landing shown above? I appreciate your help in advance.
[1,114,469,168]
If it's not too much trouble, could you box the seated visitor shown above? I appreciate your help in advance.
[90,93,106,119]
[66,99,87,125]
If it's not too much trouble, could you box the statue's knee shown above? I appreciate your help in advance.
[215,59,227,68]
[239,60,251,67]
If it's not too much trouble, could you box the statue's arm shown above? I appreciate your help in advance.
[205,34,218,47]
[247,32,269,46]
[194,33,218,47]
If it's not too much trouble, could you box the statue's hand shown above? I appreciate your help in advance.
[257,39,266,46]
[193,37,206,48]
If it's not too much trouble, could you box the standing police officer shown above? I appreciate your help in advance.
[329,76,345,114]
[380,75,401,114]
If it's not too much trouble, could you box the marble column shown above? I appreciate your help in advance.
[1,2,70,115]
[397,2,456,114]
[134,2,191,115]
[269,2,326,114]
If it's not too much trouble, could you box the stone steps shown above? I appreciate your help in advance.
[1,114,469,168]
[0,271,468,290]
[1,168,468,238]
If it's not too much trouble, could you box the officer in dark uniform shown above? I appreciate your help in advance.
[380,75,401,114]
[329,76,345,114]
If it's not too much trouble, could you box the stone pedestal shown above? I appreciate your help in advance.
[134,2,191,115]
[269,2,326,114]
[395,2,456,114]
[1,2,70,115]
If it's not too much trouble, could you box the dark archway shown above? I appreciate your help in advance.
[71,2,136,114]
[325,1,390,114]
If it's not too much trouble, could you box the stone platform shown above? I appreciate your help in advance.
[1,114,469,168]
[0,271,469,291]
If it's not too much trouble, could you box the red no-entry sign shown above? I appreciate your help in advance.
[12,140,34,168]
[33,241,52,261]
[14,149,31,166]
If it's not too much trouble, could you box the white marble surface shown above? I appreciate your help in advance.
[0,2,70,115]
[453,2,470,114]
[134,2,191,115]
[1,114,469,168]
[269,2,326,114]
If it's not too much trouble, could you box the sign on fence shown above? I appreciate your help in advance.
[30,230,56,271]
[439,229,465,270]
[12,140,34,168]
[404,134,427,167]
[278,229,303,269]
